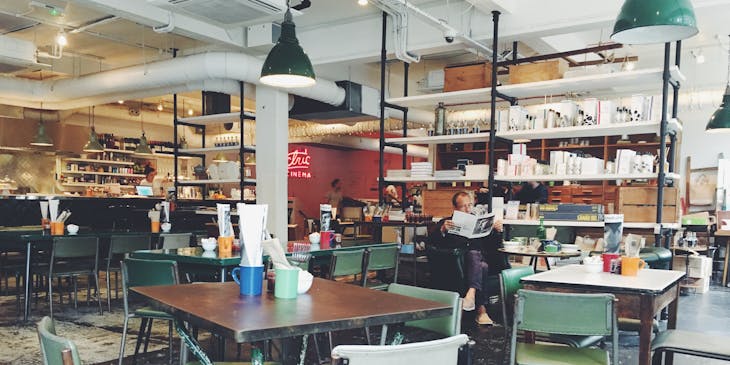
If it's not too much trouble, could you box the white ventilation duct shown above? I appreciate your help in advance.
[289,135,428,158]
[0,51,430,125]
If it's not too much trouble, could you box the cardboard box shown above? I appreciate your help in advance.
[681,277,710,294]
[444,63,492,92]
[619,205,678,223]
[509,59,568,84]
[618,187,678,206]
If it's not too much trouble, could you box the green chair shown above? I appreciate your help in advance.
[387,283,462,338]
[37,316,81,365]
[651,329,730,364]
[159,233,192,249]
[47,236,102,319]
[119,258,178,365]
[331,334,471,365]
[106,235,151,311]
[509,290,618,365]
[362,246,399,290]
[499,267,604,349]
[329,249,366,283]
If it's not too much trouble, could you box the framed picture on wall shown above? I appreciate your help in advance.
[688,167,717,208]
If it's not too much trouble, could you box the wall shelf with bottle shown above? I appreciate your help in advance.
[172,82,256,202]
[56,149,153,192]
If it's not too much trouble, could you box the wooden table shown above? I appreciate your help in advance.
[133,279,452,364]
[714,230,730,286]
[498,247,581,270]
[521,264,685,365]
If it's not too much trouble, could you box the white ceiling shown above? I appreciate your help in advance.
[0,0,728,115]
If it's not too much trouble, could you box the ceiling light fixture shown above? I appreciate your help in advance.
[358,0,368,5]
[691,49,705,64]
[55,31,67,47]
[157,103,164,111]
[260,5,316,88]
[134,101,154,155]
[30,103,53,147]
[706,35,730,133]
[611,0,698,45]
[82,106,104,152]
[187,109,194,116]
[117,100,124,104]
[623,61,636,71]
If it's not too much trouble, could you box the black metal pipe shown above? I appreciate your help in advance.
[668,133,677,174]
[512,41,518,64]
[384,142,407,149]
[488,11,501,213]
[495,92,517,105]
[403,62,409,174]
[496,43,623,67]
[378,11,387,206]
[383,102,408,112]
[172,48,179,200]
[239,80,245,200]
[655,43,671,247]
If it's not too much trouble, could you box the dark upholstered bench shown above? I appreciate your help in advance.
[652,329,730,364]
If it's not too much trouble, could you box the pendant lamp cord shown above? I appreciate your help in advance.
[726,34,730,86]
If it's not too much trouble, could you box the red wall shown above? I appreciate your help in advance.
[288,143,418,219]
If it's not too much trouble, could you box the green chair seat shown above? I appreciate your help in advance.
[364,282,389,291]
[651,329,730,361]
[134,307,175,320]
[515,342,609,365]
[541,334,605,348]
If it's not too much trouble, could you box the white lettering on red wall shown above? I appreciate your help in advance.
[288,149,312,179]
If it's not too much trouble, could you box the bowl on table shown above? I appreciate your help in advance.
[297,269,314,294]
[201,238,217,251]
[502,241,522,250]
[582,256,604,273]
[161,223,172,233]
[66,224,79,235]
[561,244,580,253]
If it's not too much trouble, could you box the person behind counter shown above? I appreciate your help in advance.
[514,181,548,204]
[139,163,162,196]
[326,178,344,214]
[383,185,401,207]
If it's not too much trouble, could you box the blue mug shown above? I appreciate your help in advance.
[231,265,264,296]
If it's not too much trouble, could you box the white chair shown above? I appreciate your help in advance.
[330,334,470,365]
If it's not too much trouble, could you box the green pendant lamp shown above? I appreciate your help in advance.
[611,0,698,45]
[706,36,730,133]
[30,103,53,147]
[30,121,53,147]
[134,101,154,155]
[83,106,104,152]
[260,7,316,88]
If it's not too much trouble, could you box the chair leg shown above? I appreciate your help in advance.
[86,274,91,307]
[133,318,148,365]
[364,327,372,345]
[143,318,153,353]
[119,316,130,365]
[106,269,112,312]
[168,320,173,365]
[93,272,102,314]
[72,276,78,309]
[48,275,54,319]
[312,334,325,365]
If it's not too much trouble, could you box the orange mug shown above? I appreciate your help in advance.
[621,256,646,276]
[50,221,64,236]
[41,218,51,230]
[150,221,160,233]
[218,236,233,254]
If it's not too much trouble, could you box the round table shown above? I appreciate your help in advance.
[498,247,581,271]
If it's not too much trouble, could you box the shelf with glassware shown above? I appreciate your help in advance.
[172,82,255,201]
[56,149,154,192]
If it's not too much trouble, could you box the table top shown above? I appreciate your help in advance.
[499,248,581,258]
[715,230,730,237]
[133,247,242,266]
[132,279,452,343]
[521,264,685,295]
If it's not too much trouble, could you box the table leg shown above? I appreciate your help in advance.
[380,324,389,345]
[722,238,730,287]
[638,295,654,365]
[23,241,31,322]
[220,268,226,283]
[544,257,551,270]
[665,285,680,365]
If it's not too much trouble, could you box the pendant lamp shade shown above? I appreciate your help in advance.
[82,127,104,152]
[706,86,730,133]
[30,122,53,147]
[259,8,315,88]
[611,0,698,45]
[134,132,153,155]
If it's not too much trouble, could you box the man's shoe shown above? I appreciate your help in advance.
[475,312,494,326]
[462,296,475,311]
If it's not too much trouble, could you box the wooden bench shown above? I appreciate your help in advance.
[652,329,730,364]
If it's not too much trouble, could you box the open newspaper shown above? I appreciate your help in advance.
[448,211,495,239]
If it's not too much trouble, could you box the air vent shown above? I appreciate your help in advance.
[148,0,287,26]
[0,35,48,74]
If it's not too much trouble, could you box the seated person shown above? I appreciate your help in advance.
[428,191,509,325]
[514,181,548,204]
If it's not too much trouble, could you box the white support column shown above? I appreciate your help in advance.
[255,86,289,244]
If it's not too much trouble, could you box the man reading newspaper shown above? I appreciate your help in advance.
[428,191,510,326]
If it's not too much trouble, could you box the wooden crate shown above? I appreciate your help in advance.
[508,59,568,84]
[619,205,678,223]
[618,187,678,206]
[444,63,492,92]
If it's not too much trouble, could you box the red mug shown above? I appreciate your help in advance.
[319,230,334,250]
[602,253,621,273]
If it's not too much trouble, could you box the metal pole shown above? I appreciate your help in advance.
[239,81,245,200]
[402,62,409,206]
[172,48,179,201]
[656,42,671,247]
[488,11,501,213]
[379,11,387,206]
[668,41,681,175]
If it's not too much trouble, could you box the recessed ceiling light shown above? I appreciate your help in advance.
[358,0,368,5]
[55,32,67,47]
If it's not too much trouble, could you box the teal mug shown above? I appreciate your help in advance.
[274,268,299,299]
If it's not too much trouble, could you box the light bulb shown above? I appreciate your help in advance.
[117,100,124,104]
[157,103,164,111]
[624,62,635,71]
[55,32,67,47]
[696,54,705,64]
[358,0,368,5]
[187,109,194,116]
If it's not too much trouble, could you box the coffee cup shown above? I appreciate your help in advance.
[231,265,264,296]
[51,221,65,236]
[621,256,646,276]
[274,267,299,299]
[601,253,621,272]
[218,236,233,254]
[150,221,160,233]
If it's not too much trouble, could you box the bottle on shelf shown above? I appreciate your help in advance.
[536,216,547,240]
[434,102,446,136]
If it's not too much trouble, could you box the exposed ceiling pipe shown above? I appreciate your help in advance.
[289,135,428,158]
